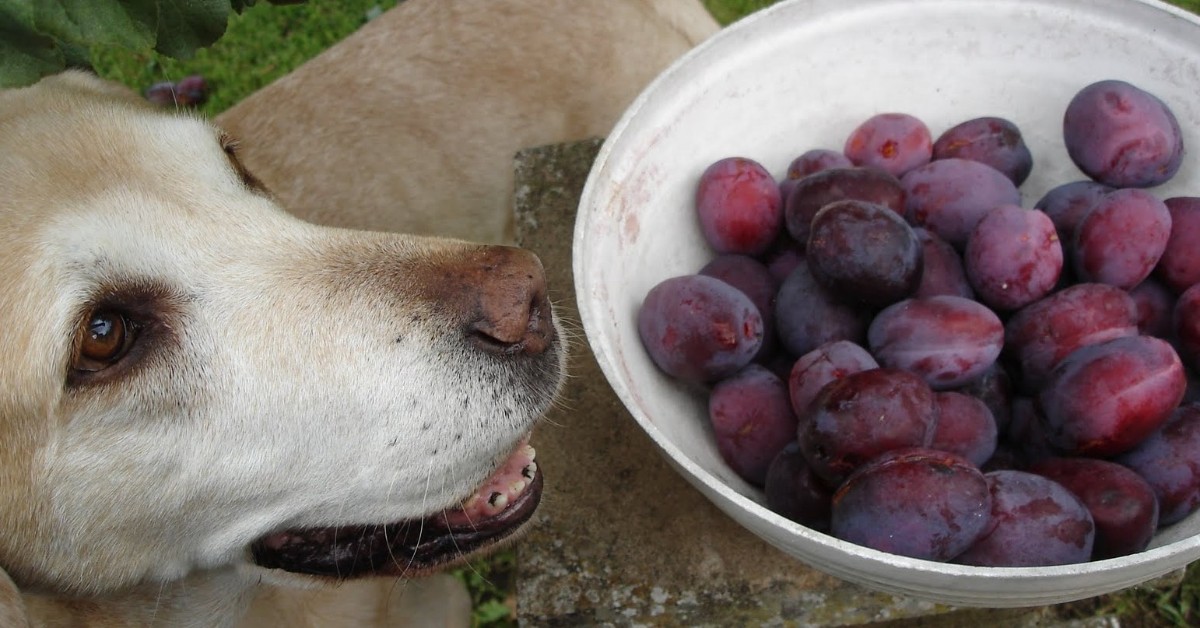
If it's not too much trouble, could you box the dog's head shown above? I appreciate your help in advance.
[0,71,564,596]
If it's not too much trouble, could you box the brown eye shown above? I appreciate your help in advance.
[75,311,136,370]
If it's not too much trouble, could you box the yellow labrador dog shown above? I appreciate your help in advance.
[0,1,718,627]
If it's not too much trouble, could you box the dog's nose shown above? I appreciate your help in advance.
[465,247,554,356]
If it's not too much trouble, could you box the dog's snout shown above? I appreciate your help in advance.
[463,247,553,356]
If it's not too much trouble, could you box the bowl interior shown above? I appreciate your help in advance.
[575,0,1200,607]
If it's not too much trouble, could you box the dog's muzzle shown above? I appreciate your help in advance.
[249,437,541,578]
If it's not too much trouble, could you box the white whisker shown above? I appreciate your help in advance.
[398,458,437,578]
[332,484,353,579]
[148,579,167,627]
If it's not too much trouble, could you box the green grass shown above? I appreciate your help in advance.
[86,1,1200,626]
[90,0,402,114]
[85,0,778,116]
[701,0,778,25]
[1176,0,1200,14]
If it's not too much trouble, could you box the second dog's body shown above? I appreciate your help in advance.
[217,0,719,240]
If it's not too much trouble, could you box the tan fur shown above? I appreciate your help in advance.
[0,568,30,628]
[216,0,719,240]
[0,1,717,625]
[241,573,471,627]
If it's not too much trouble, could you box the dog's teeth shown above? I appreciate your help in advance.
[523,444,536,460]
[521,462,537,479]
[510,479,527,494]
[487,491,508,511]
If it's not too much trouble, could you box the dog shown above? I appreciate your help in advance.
[0,1,718,626]
[0,69,564,627]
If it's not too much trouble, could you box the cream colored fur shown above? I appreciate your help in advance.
[0,0,718,625]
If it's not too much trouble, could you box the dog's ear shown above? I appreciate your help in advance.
[0,565,32,628]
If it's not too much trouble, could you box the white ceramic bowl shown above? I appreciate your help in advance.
[574,0,1200,608]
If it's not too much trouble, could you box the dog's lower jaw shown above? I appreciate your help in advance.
[248,436,542,579]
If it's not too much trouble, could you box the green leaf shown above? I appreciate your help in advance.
[0,4,64,88]
[0,0,309,87]
[472,600,513,625]
[0,37,63,88]
[153,0,233,59]
[58,39,93,71]
[32,0,156,50]
[0,0,34,27]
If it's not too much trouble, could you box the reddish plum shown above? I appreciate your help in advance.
[708,365,798,486]
[764,442,833,531]
[696,157,782,255]
[1063,79,1183,188]
[1038,335,1185,457]
[868,296,1004,390]
[1174,283,1200,370]
[774,262,868,358]
[831,448,991,561]
[1157,197,1200,293]
[914,227,974,299]
[1004,283,1139,386]
[843,113,933,177]
[798,368,937,486]
[1034,180,1114,246]
[1115,404,1200,525]
[787,340,878,417]
[955,470,1094,567]
[931,392,998,467]
[144,75,209,108]
[932,116,1033,186]
[964,205,1062,311]
[806,200,923,308]
[1030,457,1159,559]
[638,274,763,383]
[700,254,779,360]
[784,167,906,246]
[1072,188,1171,290]
[901,158,1022,248]
[787,149,853,179]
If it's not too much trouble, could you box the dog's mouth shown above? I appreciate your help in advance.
[248,438,541,578]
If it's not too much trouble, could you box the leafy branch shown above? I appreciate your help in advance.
[0,0,303,88]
